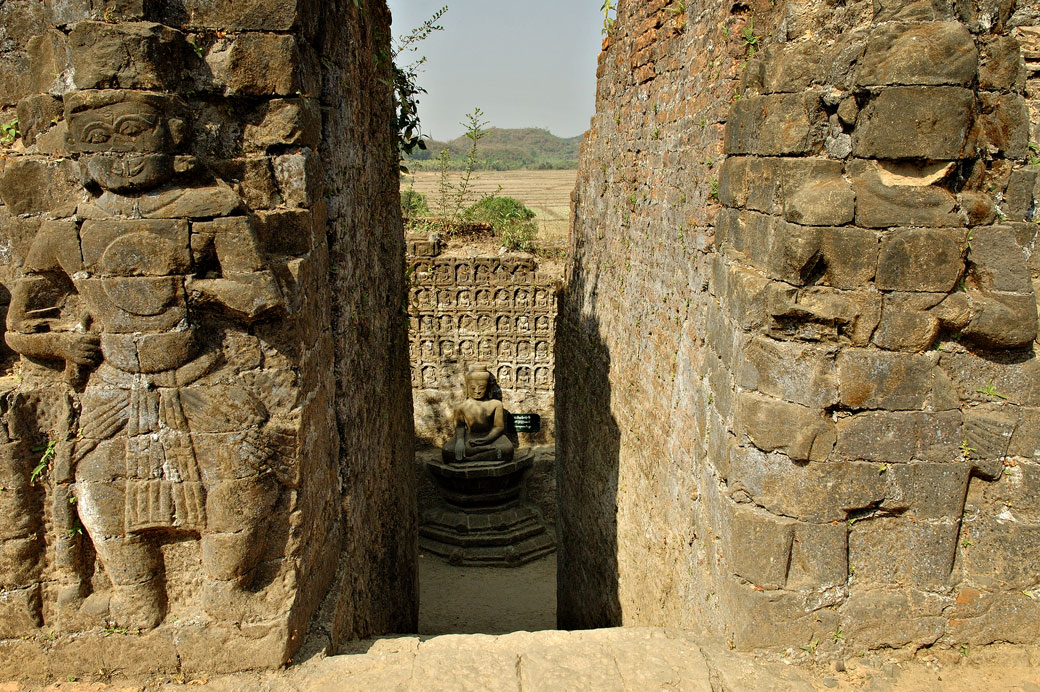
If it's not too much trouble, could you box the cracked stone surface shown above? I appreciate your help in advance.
[2,628,1039,691]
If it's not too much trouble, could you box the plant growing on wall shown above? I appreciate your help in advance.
[601,0,617,34]
[466,195,539,251]
[392,5,448,170]
[433,107,490,225]
[0,120,19,146]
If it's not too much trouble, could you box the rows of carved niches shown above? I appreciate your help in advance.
[412,312,556,337]
[412,362,554,391]
[410,335,554,365]
[410,257,539,287]
[411,285,555,313]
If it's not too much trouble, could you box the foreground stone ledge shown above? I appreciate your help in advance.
[2,628,1038,691]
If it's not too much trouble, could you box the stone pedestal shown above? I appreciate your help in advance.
[420,449,554,566]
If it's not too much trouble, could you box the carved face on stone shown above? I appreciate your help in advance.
[66,90,186,192]
[465,370,491,400]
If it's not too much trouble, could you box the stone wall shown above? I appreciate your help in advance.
[560,0,1040,654]
[0,0,414,676]
[407,239,558,446]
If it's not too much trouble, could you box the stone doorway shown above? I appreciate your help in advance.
[404,235,562,635]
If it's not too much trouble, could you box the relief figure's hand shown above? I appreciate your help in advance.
[63,333,102,366]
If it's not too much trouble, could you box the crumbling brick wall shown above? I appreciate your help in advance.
[0,0,414,675]
[560,0,1039,653]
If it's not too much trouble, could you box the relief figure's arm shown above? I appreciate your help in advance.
[6,253,98,368]
[188,218,284,321]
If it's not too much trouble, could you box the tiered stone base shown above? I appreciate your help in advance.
[420,449,555,566]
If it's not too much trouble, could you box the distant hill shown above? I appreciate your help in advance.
[405,127,582,170]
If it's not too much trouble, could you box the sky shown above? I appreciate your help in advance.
[386,0,604,141]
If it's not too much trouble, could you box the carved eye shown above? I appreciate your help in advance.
[116,116,155,137]
[81,124,111,144]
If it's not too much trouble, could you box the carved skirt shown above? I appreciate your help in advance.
[74,354,268,534]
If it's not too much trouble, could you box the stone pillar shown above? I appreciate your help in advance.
[561,0,1039,653]
[0,0,414,675]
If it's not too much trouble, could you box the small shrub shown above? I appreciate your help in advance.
[466,196,535,224]
[400,189,430,218]
[465,196,538,251]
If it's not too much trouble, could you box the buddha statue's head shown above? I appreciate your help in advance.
[464,368,492,401]
[65,90,188,193]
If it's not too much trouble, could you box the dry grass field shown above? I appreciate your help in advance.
[400,169,576,252]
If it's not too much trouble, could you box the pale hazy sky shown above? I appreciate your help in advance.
[386,1,603,140]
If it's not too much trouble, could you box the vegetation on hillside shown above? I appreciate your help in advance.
[405,127,582,171]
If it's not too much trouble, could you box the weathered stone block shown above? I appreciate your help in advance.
[724,93,825,156]
[978,35,1027,90]
[836,410,917,462]
[978,92,1030,160]
[1003,168,1037,222]
[243,98,321,151]
[729,213,822,284]
[0,157,83,216]
[159,0,312,31]
[968,225,1032,293]
[946,591,1040,646]
[744,157,783,214]
[781,158,855,226]
[940,350,1040,407]
[713,259,774,331]
[909,462,971,517]
[0,204,42,273]
[254,209,317,257]
[841,589,945,649]
[962,293,1038,349]
[738,336,839,409]
[0,54,32,108]
[735,391,835,462]
[768,286,882,346]
[718,157,748,208]
[852,87,974,160]
[913,411,963,462]
[725,502,795,589]
[857,22,977,87]
[723,578,840,650]
[15,95,63,146]
[1009,410,1040,459]
[209,157,280,211]
[963,407,1017,459]
[876,228,966,292]
[819,227,879,288]
[0,1,51,50]
[273,150,320,207]
[873,292,945,352]
[786,521,848,590]
[838,350,939,410]
[728,447,886,522]
[850,160,962,228]
[958,514,1040,591]
[760,40,828,93]
[210,33,302,96]
[871,0,942,22]
[69,21,187,89]
[26,30,72,96]
[848,516,957,589]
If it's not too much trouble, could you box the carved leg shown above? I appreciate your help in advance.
[0,440,44,636]
[75,441,165,630]
[90,533,165,630]
[200,475,277,621]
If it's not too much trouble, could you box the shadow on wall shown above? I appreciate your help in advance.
[555,268,621,629]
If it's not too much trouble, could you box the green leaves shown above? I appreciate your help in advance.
[0,120,19,146]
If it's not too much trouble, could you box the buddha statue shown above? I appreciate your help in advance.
[443,367,515,462]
